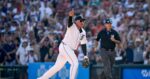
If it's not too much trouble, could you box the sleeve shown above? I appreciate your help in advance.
[115,31,121,41]
[96,32,101,41]
[68,16,73,27]
[81,44,87,56]
[80,31,87,44]
[80,29,88,56]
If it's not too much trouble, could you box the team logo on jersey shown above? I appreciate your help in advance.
[80,34,85,40]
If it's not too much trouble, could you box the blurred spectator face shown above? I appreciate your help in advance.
[43,38,49,46]
[29,31,34,37]
[6,34,12,42]
[30,40,36,46]
[21,31,26,37]
[29,50,34,56]
[135,38,142,47]
[22,42,28,48]
[53,42,58,48]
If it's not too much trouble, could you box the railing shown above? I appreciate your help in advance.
[90,64,121,79]
[118,64,150,79]
[0,64,150,79]
[90,64,150,79]
[0,65,27,79]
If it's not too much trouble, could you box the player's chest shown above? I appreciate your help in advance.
[101,31,115,39]
[69,30,85,40]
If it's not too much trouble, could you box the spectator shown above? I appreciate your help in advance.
[115,44,125,64]
[3,34,17,66]
[143,45,150,64]
[29,39,40,61]
[39,35,51,62]
[44,48,53,62]
[0,45,6,65]
[125,41,134,64]
[26,47,38,64]
[133,38,144,64]
[16,40,28,65]
[44,47,58,62]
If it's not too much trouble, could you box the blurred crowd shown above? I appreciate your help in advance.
[0,0,150,66]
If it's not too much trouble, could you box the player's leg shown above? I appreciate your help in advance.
[62,45,79,79]
[38,44,67,79]
[68,52,78,79]
[100,49,112,79]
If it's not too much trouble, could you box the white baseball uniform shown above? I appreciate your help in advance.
[38,23,87,79]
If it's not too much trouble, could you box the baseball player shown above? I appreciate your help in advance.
[37,10,89,79]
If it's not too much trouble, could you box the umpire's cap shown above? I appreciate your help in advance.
[104,18,112,24]
[75,16,85,21]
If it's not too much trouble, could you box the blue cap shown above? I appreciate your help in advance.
[104,18,112,24]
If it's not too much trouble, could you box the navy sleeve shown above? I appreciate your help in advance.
[68,16,73,27]
[115,31,121,41]
[81,44,87,56]
[96,32,101,41]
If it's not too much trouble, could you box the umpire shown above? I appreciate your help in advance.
[94,18,121,79]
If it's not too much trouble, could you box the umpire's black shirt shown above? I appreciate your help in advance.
[96,28,121,50]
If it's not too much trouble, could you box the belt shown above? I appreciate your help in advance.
[101,48,114,52]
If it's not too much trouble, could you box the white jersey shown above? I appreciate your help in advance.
[62,23,87,50]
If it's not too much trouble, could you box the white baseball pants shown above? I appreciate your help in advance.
[38,42,79,79]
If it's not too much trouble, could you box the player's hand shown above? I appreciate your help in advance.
[69,9,74,17]
[110,35,116,42]
[82,56,89,68]
[94,47,97,52]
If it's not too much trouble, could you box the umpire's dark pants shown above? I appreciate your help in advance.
[99,48,116,79]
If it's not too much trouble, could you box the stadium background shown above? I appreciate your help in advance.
[0,0,150,79]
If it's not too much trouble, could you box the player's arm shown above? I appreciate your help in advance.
[94,41,98,51]
[68,10,74,27]
[94,32,101,52]
[81,44,87,56]
[81,42,89,68]
[80,29,89,68]
[79,29,86,55]
[80,30,88,59]
[110,32,121,44]
[81,43,89,68]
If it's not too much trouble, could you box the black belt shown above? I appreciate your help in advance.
[101,48,114,51]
